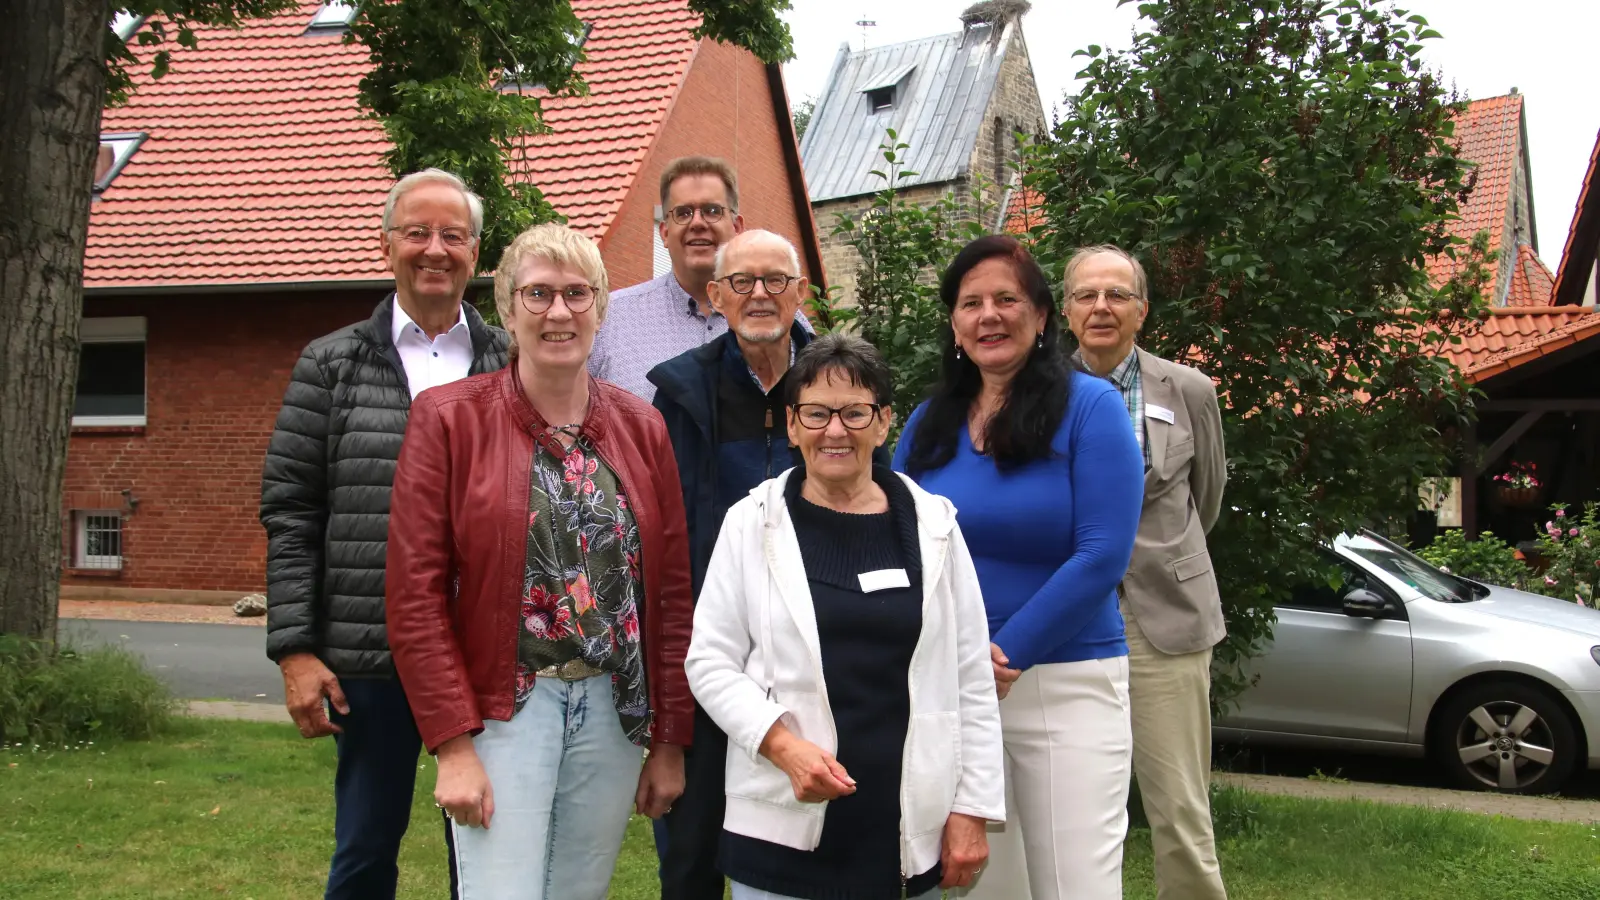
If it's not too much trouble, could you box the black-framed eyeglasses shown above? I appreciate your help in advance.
[792,403,882,431]
[515,284,597,315]
[1068,287,1142,307]
[668,203,732,225]
[720,272,799,295]
[388,224,476,248]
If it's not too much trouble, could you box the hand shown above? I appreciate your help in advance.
[278,652,348,738]
[940,812,990,889]
[635,743,685,818]
[759,722,855,803]
[435,735,495,829]
[990,643,1021,701]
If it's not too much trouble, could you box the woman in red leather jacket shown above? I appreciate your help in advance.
[386,222,694,900]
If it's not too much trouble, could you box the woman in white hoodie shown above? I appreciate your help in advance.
[685,334,1005,900]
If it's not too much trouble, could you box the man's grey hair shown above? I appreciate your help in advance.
[713,230,802,279]
[1063,244,1149,303]
[382,168,485,237]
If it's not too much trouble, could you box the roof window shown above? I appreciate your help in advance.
[306,1,356,33]
[859,63,915,113]
[111,11,145,41]
[94,133,146,194]
[499,22,593,93]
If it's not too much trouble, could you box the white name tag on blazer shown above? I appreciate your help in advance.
[1146,404,1176,424]
[859,569,911,592]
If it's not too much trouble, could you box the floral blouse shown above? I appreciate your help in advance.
[516,432,651,746]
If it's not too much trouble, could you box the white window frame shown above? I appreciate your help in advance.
[307,1,356,31]
[73,316,148,427]
[74,510,124,571]
[111,11,146,41]
[95,132,146,194]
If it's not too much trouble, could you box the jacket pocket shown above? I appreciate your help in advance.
[725,742,801,809]
[903,710,960,838]
[1172,549,1213,582]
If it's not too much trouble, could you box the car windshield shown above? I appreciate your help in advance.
[1338,531,1484,603]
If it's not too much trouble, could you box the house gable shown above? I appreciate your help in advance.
[1552,128,1600,308]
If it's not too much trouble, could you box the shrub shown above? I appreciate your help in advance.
[1416,530,1530,590]
[0,636,176,745]
[1530,504,1600,608]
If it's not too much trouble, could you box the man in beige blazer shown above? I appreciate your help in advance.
[1065,245,1228,900]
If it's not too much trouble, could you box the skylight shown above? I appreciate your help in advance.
[111,11,145,41]
[307,1,356,31]
[499,22,593,92]
[94,133,146,194]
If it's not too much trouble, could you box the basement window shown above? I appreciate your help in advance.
[94,132,145,194]
[306,1,355,33]
[74,511,124,571]
[73,316,147,427]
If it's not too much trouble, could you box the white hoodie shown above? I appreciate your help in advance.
[685,468,1005,880]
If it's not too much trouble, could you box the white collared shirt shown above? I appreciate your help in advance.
[391,297,473,399]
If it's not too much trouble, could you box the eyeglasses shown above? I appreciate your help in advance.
[793,403,882,431]
[1068,287,1142,307]
[720,273,800,295]
[388,224,476,248]
[515,284,597,315]
[668,203,733,225]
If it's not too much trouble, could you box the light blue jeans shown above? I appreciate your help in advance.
[731,882,942,899]
[449,674,643,900]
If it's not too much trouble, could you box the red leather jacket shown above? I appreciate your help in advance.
[386,366,695,752]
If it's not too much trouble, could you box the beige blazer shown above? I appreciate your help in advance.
[1119,348,1227,655]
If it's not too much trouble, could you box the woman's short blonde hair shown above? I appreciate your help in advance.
[493,223,610,358]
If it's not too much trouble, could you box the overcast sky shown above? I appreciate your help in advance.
[781,1,1600,274]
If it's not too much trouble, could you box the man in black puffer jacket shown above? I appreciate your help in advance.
[259,169,507,900]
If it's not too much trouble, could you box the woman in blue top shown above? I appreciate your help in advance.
[892,235,1143,900]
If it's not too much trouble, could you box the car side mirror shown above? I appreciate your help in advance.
[1341,588,1389,617]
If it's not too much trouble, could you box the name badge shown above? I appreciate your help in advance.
[858,569,911,593]
[1146,404,1176,424]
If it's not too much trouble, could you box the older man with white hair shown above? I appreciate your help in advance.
[260,168,509,900]
[646,229,822,899]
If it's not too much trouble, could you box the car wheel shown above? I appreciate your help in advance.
[1433,681,1579,794]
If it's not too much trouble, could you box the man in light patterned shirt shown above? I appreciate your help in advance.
[1066,244,1229,900]
[591,156,809,401]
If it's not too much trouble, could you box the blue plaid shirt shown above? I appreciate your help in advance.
[1079,348,1148,467]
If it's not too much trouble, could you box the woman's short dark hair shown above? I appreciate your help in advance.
[785,333,894,407]
[902,235,1074,476]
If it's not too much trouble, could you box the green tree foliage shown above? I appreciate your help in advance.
[344,0,794,268]
[816,132,995,438]
[792,97,815,141]
[1020,0,1492,703]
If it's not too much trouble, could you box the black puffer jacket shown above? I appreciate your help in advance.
[260,297,508,676]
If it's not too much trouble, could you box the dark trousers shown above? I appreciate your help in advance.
[657,706,730,900]
[325,676,423,900]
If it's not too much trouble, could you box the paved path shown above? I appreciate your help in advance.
[61,619,283,704]
[1214,771,1600,824]
[186,700,292,723]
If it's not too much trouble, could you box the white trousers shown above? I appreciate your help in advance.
[963,656,1132,900]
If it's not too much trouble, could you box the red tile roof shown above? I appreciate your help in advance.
[1433,306,1600,382]
[86,0,700,289]
[1552,127,1600,306]
[1505,243,1556,306]
[1001,185,1044,235]
[1428,93,1525,287]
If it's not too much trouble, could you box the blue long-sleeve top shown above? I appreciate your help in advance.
[892,371,1144,669]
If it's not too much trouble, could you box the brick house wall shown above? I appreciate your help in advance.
[62,290,379,594]
[604,38,813,290]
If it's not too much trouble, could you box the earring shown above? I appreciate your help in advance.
[1036,332,1044,349]
[955,345,963,360]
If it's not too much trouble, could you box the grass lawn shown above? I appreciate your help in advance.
[3,718,1598,898]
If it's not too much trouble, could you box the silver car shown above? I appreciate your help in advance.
[1214,530,1600,794]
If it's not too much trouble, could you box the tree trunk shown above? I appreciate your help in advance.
[0,0,107,642]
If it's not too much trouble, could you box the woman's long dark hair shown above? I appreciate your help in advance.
[902,235,1074,476]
